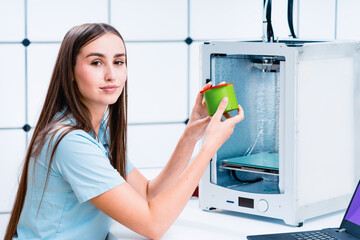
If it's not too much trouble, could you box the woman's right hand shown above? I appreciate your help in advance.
[202,97,244,156]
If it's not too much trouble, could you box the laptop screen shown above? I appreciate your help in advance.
[344,182,360,226]
[340,181,360,238]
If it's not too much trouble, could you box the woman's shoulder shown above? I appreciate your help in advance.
[46,111,106,153]
[53,125,98,147]
[48,127,107,169]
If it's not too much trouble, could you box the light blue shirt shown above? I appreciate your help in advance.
[15,114,134,240]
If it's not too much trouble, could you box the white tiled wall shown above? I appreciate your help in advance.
[27,0,108,41]
[126,42,188,123]
[27,44,60,126]
[1,0,360,238]
[298,0,336,39]
[337,0,360,40]
[128,124,185,169]
[0,45,25,128]
[190,0,263,40]
[0,214,10,240]
[271,0,293,39]
[0,0,25,41]
[189,42,202,107]
[111,0,188,41]
[0,130,27,212]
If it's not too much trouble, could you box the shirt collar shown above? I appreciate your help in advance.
[57,108,109,145]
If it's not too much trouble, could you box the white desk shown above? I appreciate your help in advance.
[108,198,345,240]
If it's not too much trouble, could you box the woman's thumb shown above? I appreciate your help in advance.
[213,97,228,121]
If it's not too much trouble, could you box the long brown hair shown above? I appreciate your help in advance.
[5,23,128,239]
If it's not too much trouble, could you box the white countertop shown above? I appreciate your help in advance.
[107,198,345,240]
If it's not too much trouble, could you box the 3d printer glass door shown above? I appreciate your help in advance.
[210,54,282,194]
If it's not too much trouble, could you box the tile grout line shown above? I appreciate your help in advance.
[108,0,111,25]
[24,0,29,146]
[0,39,206,45]
[20,40,187,44]
[334,0,338,40]
[28,41,61,44]
[187,46,191,119]
[24,0,27,37]
[187,0,191,119]
[0,42,21,44]
[0,39,205,45]
[25,47,29,146]
[187,0,190,37]
[25,47,28,125]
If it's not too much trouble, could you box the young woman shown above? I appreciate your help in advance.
[5,23,244,240]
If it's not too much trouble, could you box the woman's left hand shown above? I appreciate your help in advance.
[184,82,212,143]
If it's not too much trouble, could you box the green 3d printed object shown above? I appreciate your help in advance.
[201,83,239,116]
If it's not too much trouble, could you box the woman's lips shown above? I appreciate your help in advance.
[100,85,119,93]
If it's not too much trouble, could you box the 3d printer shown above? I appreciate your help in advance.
[199,40,360,226]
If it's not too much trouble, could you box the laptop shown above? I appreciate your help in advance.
[247,180,360,240]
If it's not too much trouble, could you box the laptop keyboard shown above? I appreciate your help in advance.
[290,231,338,240]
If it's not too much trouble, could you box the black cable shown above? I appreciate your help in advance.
[231,170,264,184]
[266,0,274,41]
[288,0,297,38]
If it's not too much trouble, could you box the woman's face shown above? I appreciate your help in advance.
[74,32,127,113]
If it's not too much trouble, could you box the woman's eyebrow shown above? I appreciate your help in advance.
[86,52,105,58]
[114,53,125,58]
[85,53,125,58]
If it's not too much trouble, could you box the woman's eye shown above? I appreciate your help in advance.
[114,60,124,66]
[91,61,102,66]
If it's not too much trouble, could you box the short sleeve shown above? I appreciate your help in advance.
[52,130,125,203]
[126,157,134,175]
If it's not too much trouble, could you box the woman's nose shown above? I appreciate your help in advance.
[104,65,115,81]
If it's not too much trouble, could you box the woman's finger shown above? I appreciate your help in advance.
[195,82,212,105]
[227,105,245,125]
[202,99,206,106]
[212,97,228,122]
[201,82,212,92]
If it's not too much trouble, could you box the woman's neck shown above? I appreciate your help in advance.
[90,106,107,136]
